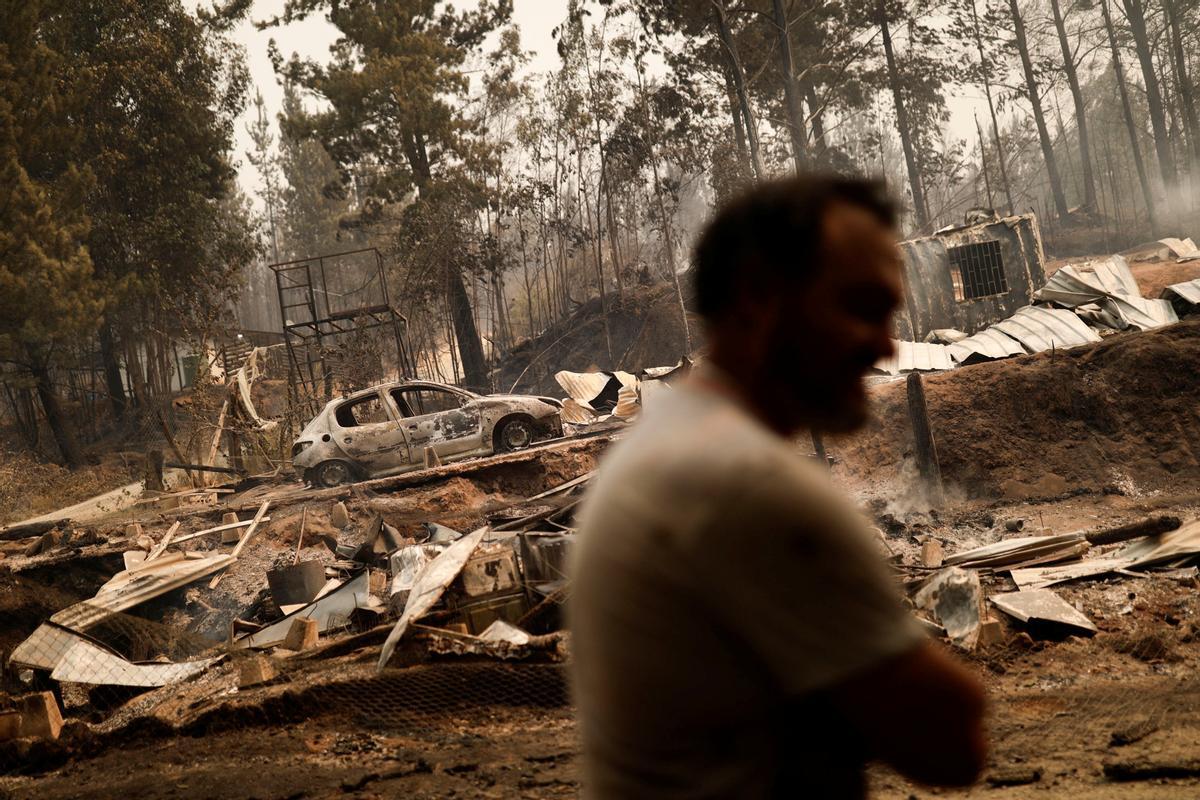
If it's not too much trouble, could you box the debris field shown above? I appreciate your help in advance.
[2,245,1200,799]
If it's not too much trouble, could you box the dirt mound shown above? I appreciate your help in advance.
[496,282,696,396]
[834,320,1200,501]
[1128,260,1200,299]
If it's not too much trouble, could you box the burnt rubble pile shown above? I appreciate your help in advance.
[0,441,599,757]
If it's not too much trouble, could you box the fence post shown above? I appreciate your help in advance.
[906,372,945,507]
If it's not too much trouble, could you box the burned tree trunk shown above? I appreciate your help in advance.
[28,357,84,469]
[99,323,127,420]
[804,83,828,154]
[713,1,765,181]
[1164,0,1200,164]
[1049,0,1098,212]
[771,0,808,170]
[1102,0,1160,234]
[1120,0,1179,215]
[1008,0,1070,219]
[446,267,489,391]
[878,0,930,230]
[723,65,752,176]
[971,0,1015,215]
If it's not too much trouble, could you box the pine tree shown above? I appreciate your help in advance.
[0,0,103,467]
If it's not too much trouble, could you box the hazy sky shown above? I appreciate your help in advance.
[229,0,564,200]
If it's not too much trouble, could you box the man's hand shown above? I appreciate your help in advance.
[830,640,987,787]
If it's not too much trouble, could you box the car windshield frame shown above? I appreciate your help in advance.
[389,383,478,418]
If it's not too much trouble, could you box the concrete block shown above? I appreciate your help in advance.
[330,501,351,529]
[282,617,319,651]
[221,511,243,542]
[369,568,388,596]
[921,539,944,568]
[977,616,1006,649]
[18,691,63,740]
[135,534,155,552]
[124,523,144,540]
[238,656,277,688]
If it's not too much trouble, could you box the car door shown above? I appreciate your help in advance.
[390,386,484,461]
[332,391,413,475]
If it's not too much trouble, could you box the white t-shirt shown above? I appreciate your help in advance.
[569,377,925,799]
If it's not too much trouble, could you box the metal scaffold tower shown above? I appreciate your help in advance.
[270,247,415,419]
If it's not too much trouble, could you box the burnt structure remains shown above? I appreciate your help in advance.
[894,214,1047,341]
[270,248,416,417]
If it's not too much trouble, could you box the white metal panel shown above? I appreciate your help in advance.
[875,341,955,375]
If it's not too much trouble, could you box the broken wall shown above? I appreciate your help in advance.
[896,215,1046,341]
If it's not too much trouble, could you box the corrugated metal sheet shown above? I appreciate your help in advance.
[50,553,235,633]
[1103,295,1178,329]
[1164,279,1200,305]
[1160,237,1200,260]
[875,341,955,375]
[946,327,1026,362]
[992,307,1102,352]
[1036,255,1175,330]
[1035,255,1140,306]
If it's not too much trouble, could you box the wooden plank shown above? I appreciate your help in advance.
[144,522,181,562]
[205,396,230,472]
[164,462,241,475]
[1085,515,1182,546]
[209,501,270,589]
[170,516,272,546]
[293,506,307,565]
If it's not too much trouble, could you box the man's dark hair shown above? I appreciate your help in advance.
[692,175,896,322]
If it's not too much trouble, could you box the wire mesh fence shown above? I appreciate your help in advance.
[4,533,1200,793]
[2,402,1199,796]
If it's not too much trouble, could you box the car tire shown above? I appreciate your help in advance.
[313,459,354,488]
[496,417,534,452]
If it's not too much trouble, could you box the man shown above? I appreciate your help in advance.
[570,176,986,798]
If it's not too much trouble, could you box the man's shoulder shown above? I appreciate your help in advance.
[579,385,831,535]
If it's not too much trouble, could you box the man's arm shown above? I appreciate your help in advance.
[829,640,987,787]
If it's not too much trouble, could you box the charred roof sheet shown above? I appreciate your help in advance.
[992,306,1102,353]
[946,328,1026,362]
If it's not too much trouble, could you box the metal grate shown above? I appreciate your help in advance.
[947,240,1008,301]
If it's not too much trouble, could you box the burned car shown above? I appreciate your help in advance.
[291,380,564,487]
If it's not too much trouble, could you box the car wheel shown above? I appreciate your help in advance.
[496,417,534,452]
[314,460,354,488]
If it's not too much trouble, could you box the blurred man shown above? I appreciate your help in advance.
[570,176,986,798]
